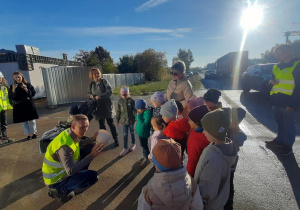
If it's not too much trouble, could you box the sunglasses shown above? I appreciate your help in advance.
[170,72,179,76]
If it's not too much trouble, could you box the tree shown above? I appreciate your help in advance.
[102,58,118,74]
[73,50,94,66]
[134,49,168,81]
[172,49,194,72]
[118,55,137,73]
[94,46,112,66]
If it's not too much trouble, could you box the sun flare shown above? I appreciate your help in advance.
[240,4,264,30]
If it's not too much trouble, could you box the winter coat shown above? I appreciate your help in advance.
[8,83,39,123]
[165,76,194,108]
[187,128,210,177]
[88,79,114,120]
[137,167,203,210]
[116,97,136,125]
[194,139,237,210]
[164,117,191,141]
[136,109,152,138]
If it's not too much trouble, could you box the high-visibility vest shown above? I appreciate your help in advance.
[0,85,13,111]
[270,61,300,96]
[42,129,80,185]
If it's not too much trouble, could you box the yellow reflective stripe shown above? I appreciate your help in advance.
[43,158,64,168]
[43,169,66,179]
[271,88,293,93]
[278,80,294,85]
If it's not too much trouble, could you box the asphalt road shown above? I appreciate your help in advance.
[0,75,299,209]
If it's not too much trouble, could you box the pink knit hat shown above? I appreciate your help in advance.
[120,86,129,95]
[187,96,204,110]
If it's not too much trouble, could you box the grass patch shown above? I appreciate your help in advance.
[113,75,202,96]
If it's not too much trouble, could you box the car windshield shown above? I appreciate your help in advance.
[261,64,274,75]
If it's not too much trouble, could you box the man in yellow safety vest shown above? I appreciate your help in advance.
[266,44,300,155]
[42,114,106,202]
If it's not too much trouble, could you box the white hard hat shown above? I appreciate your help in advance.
[0,71,3,78]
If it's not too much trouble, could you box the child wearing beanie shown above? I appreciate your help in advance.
[137,139,203,210]
[148,116,166,160]
[194,108,237,210]
[186,105,210,177]
[160,99,190,155]
[186,96,205,113]
[150,91,165,117]
[135,99,152,165]
[116,86,137,156]
[203,88,222,111]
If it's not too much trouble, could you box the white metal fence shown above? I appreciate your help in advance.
[41,66,145,106]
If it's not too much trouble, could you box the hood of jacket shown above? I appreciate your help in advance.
[213,138,237,166]
[147,167,193,208]
[164,118,191,140]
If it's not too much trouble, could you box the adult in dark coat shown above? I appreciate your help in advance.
[8,71,39,140]
[88,68,119,146]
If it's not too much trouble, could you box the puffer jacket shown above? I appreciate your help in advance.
[137,167,203,210]
[187,128,210,177]
[165,76,194,108]
[136,109,152,138]
[164,117,191,141]
[116,97,136,125]
[194,139,237,210]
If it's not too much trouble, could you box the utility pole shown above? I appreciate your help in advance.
[284,31,300,44]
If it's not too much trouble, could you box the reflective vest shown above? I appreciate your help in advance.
[0,85,13,111]
[42,129,80,185]
[270,61,300,96]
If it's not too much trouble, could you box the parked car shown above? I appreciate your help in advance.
[241,63,276,94]
[205,70,217,79]
[186,71,193,77]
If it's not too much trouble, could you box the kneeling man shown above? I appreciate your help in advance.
[42,114,105,201]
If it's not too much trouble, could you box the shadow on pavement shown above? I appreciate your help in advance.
[0,169,44,209]
[266,145,300,209]
[0,151,123,209]
[115,166,155,210]
[87,161,150,210]
[240,92,300,135]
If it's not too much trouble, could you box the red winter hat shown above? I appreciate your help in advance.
[188,105,209,127]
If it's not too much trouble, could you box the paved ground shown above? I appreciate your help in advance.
[0,76,300,210]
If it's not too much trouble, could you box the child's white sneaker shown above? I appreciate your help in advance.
[129,144,136,151]
[119,149,129,156]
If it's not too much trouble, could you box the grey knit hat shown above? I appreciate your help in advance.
[160,99,178,120]
[201,108,231,141]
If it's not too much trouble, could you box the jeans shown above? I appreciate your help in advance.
[0,110,7,137]
[273,106,295,147]
[22,120,37,135]
[139,136,149,158]
[123,124,135,149]
[49,144,97,194]
[98,118,118,143]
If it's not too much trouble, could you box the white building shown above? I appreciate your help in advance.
[0,45,82,98]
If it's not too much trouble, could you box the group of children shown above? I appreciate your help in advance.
[115,86,246,210]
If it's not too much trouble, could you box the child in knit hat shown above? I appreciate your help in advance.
[150,91,165,117]
[148,116,166,160]
[135,99,152,165]
[186,105,210,177]
[203,88,222,111]
[186,96,205,113]
[137,139,203,210]
[116,86,137,156]
[160,99,190,156]
[194,108,237,210]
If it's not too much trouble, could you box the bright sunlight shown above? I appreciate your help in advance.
[240,3,264,30]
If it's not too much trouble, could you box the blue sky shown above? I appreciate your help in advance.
[1,0,299,67]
